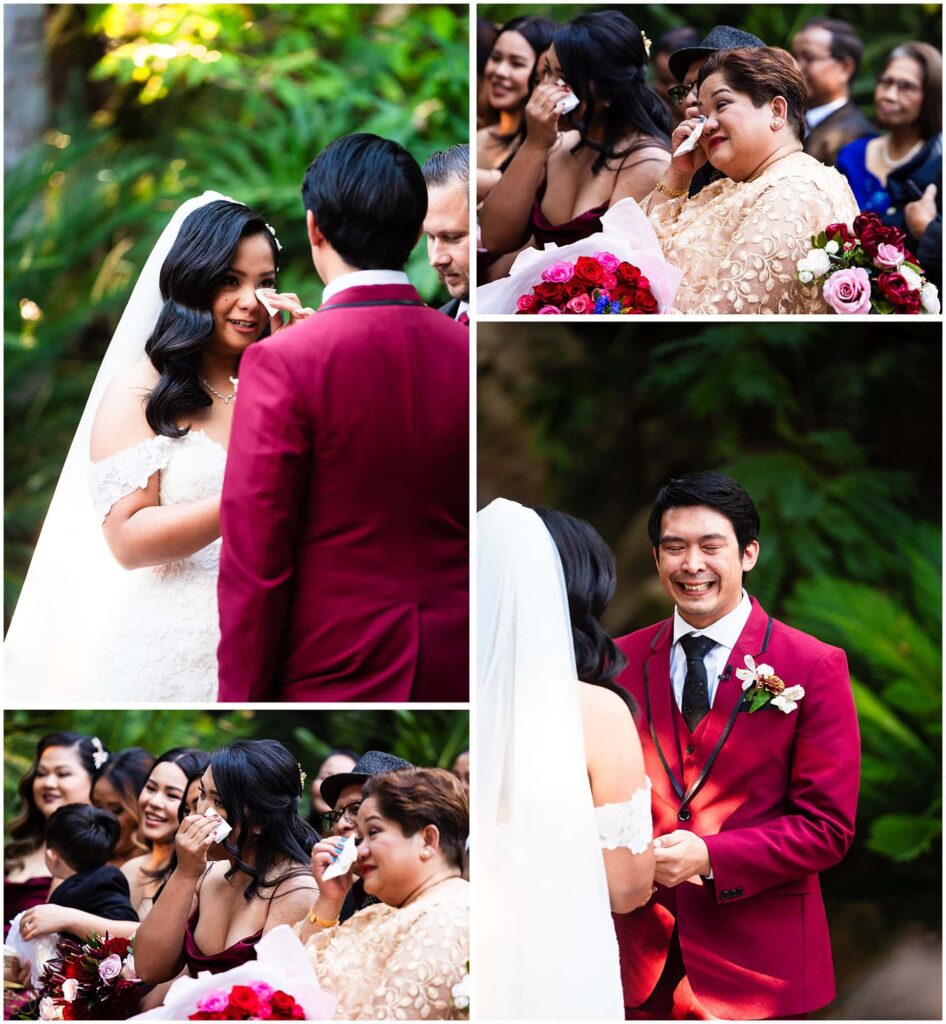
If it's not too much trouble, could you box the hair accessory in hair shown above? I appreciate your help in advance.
[298,763,307,789]
[91,737,109,770]
[641,29,652,59]
[266,223,283,252]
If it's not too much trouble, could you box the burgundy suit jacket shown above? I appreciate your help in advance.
[614,597,859,1019]
[217,283,469,702]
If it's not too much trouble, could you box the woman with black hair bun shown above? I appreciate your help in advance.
[477,499,654,1018]
[133,739,318,984]
[6,193,314,699]
[480,9,670,257]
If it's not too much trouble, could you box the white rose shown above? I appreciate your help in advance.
[899,265,923,292]
[825,239,840,254]
[796,258,811,274]
[798,270,814,284]
[805,247,832,277]
[39,997,63,1020]
[62,978,79,1002]
[920,282,941,314]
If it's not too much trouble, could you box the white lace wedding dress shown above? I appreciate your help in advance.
[87,429,225,700]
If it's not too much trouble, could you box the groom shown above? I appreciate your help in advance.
[614,472,859,1020]
[217,133,469,702]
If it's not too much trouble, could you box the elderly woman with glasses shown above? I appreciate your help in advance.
[837,42,942,284]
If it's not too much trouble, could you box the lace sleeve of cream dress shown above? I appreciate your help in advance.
[649,152,861,314]
[88,435,173,522]
[595,776,653,853]
[298,877,469,1021]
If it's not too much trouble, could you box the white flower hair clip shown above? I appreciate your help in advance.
[735,654,805,714]
[641,29,652,59]
[266,223,283,252]
[91,737,109,770]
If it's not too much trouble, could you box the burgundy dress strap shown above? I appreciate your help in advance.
[3,876,51,939]
[183,909,263,976]
[530,180,608,248]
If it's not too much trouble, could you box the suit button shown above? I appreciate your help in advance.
[678,809,691,822]
[685,744,694,754]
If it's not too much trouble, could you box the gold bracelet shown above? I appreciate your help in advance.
[307,906,339,928]
[655,179,687,199]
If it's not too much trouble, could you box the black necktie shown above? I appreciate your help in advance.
[680,633,717,731]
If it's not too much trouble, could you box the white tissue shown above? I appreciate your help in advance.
[204,810,232,844]
[322,835,357,880]
[6,914,59,987]
[555,79,580,114]
[673,115,706,157]
[255,288,279,317]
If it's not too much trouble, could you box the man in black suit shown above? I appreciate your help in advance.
[422,144,470,323]
[792,18,874,166]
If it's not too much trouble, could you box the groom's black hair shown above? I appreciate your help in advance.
[648,471,760,553]
[534,506,628,686]
[301,133,427,270]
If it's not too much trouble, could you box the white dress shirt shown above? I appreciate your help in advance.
[321,269,410,303]
[806,97,848,132]
[455,299,470,320]
[670,590,753,711]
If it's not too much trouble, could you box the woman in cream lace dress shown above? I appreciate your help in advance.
[5,194,311,700]
[477,499,655,1019]
[296,767,469,1020]
[644,47,860,313]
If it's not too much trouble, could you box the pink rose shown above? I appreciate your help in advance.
[516,293,539,314]
[873,242,905,269]
[98,953,123,983]
[62,979,79,1003]
[537,305,562,314]
[196,990,230,1013]
[822,267,872,314]
[592,251,620,272]
[565,294,595,313]
[541,260,574,283]
[251,983,274,1001]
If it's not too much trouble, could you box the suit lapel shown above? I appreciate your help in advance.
[644,618,684,800]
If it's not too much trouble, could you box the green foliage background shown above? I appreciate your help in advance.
[478,322,941,935]
[4,708,469,829]
[5,4,468,623]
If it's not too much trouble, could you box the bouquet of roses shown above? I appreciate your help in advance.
[188,982,305,1020]
[33,934,142,1020]
[516,253,659,315]
[797,213,940,314]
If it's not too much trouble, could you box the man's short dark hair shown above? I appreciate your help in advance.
[301,133,427,271]
[647,471,761,553]
[422,143,470,194]
[655,26,702,60]
[45,804,120,874]
[802,17,863,78]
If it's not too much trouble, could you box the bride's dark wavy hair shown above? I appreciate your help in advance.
[553,10,670,174]
[533,507,627,685]
[210,739,317,901]
[144,200,279,438]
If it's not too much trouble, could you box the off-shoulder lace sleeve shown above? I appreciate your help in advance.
[596,776,653,854]
[88,435,173,521]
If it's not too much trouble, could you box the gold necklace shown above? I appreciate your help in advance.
[199,376,238,405]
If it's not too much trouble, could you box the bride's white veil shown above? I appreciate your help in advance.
[4,192,227,697]
[477,498,624,1019]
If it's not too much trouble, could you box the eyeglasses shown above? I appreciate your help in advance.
[668,82,698,107]
[877,75,922,96]
[318,800,361,833]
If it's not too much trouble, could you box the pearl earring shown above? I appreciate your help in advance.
[420,848,432,861]
[771,118,784,130]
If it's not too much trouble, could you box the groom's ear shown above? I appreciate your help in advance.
[306,209,325,248]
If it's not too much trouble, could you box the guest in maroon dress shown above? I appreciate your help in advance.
[479,10,670,260]
[133,740,317,983]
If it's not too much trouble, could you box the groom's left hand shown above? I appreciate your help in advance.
[652,830,711,887]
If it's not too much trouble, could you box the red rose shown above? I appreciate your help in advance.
[103,937,131,958]
[290,1006,305,1020]
[601,271,617,289]
[825,222,854,243]
[854,212,905,256]
[563,278,588,299]
[228,985,261,1016]
[516,293,539,314]
[572,256,606,286]
[616,261,643,283]
[270,992,298,1015]
[635,289,658,313]
[877,271,921,312]
[533,280,566,306]
[610,284,638,306]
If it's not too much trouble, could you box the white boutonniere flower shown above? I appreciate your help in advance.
[735,655,804,714]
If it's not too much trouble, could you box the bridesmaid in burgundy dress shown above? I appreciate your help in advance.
[133,740,317,984]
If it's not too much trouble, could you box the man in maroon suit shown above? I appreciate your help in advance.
[217,133,468,702]
[614,472,859,1019]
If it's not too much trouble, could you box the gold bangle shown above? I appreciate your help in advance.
[655,179,687,199]
[307,906,339,928]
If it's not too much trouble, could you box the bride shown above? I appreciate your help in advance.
[5,193,312,700]
[477,498,655,1019]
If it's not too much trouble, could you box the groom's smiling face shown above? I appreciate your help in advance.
[654,505,759,629]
